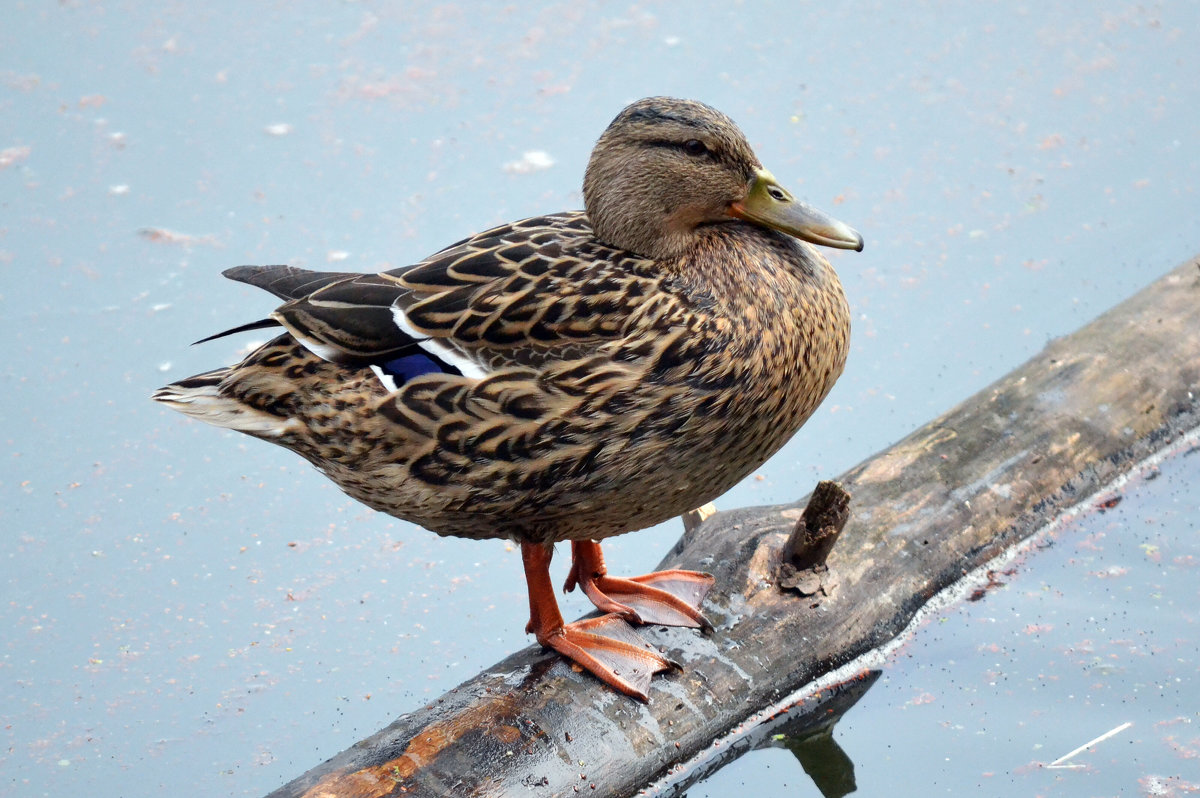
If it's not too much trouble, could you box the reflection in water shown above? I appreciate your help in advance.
[773,723,858,798]
[651,669,879,797]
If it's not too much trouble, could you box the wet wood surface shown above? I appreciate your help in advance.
[267,256,1200,798]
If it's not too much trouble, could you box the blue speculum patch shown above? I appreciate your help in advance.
[380,352,462,383]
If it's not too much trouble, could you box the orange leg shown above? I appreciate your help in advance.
[521,541,676,701]
[564,540,714,629]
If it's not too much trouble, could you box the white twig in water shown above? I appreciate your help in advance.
[1045,722,1133,769]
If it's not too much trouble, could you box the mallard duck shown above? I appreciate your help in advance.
[154,97,862,700]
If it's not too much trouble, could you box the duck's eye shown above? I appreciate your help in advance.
[682,139,708,157]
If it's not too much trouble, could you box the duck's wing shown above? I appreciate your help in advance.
[219,212,685,378]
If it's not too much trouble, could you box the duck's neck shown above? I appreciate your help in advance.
[583,156,707,261]
[686,225,837,307]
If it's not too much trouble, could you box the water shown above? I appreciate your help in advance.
[3,2,1198,795]
[688,438,1200,796]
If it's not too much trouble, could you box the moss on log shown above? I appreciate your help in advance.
[268,257,1200,798]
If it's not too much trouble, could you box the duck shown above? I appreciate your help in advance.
[153,97,863,701]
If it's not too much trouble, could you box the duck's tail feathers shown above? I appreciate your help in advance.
[152,369,297,437]
[191,266,359,345]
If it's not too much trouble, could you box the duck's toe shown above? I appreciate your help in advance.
[536,614,678,701]
[580,570,715,630]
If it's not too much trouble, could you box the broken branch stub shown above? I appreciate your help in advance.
[777,480,850,599]
[784,480,851,569]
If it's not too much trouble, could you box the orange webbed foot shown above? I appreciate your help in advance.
[534,614,678,701]
[522,541,679,701]
[565,541,715,629]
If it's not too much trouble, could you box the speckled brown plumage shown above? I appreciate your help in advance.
[154,97,862,699]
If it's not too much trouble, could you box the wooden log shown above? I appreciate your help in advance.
[268,256,1200,798]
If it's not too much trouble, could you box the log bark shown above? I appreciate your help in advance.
[267,256,1200,798]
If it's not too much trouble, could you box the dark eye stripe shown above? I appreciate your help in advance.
[644,139,717,159]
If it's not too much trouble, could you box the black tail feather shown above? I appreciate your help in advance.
[223,265,355,301]
[193,318,281,345]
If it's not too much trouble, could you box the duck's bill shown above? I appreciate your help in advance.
[728,169,864,252]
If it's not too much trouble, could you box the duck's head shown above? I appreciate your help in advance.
[583,97,863,261]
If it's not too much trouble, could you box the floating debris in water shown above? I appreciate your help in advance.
[503,150,555,174]
[0,145,31,169]
[138,227,220,247]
